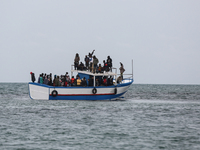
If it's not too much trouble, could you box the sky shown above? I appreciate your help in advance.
[0,0,200,84]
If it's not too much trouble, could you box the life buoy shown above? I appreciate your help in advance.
[52,90,58,97]
[114,87,117,94]
[92,88,97,94]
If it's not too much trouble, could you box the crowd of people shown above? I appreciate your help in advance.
[30,50,126,86]
[30,72,114,87]
[74,50,113,73]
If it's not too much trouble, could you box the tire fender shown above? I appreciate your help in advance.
[92,88,97,94]
[52,90,58,97]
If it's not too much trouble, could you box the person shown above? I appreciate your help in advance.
[119,62,125,80]
[88,49,95,58]
[71,76,75,86]
[40,74,44,84]
[95,78,99,86]
[107,76,111,86]
[93,55,99,73]
[61,75,65,86]
[65,72,69,78]
[110,76,113,85]
[48,77,52,86]
[30,72,35,83]
[53,75,56,86]
[88,76,94,86]
[82,77,87,87]
[78,62,85,70]
[117,76,122,84]
[98,64,102,73]
[55,76,61,86]
[49,73,52,85]
[107,56,112,71]
[76,76,82,86]
[103,60,108,72]
[43,73,46,81]
[89,50,95,72]
[84,55,90,70]
[37,74,40,83]
[103,76,107,86]
[66,75,71,86]
[74,53,80,70]
[44,76,49,85]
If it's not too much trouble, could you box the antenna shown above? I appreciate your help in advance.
[132,59,134,80]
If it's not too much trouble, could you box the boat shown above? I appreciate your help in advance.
[28,61,134,100]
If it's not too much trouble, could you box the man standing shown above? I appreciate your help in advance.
[30,72,35,83]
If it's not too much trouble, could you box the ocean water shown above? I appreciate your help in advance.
[0,83,200,150]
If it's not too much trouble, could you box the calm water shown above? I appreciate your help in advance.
[0,83,200,150]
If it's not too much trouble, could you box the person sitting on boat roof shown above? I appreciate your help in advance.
[119,62,125,80]
[82,77,87,87]
[97,64,103,73]
[102,60,108,72]
[93,55,99,73]
[30,72,35,83]
[74,53,80,70]
[78,62,86,71]
[107,56,112,71]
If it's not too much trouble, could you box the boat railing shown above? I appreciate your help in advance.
[116,73,133,83]
[71,64,117,75]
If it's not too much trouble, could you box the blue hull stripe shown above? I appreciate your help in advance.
[49,92,126,100]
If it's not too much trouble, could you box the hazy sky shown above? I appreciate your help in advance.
[0,0,200,84]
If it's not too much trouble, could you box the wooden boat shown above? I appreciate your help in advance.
[28,62,133,100]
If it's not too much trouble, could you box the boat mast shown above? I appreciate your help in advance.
[132,59,134,80]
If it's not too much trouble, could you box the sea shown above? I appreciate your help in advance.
[0,83,200,150]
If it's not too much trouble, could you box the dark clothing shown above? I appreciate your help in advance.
[31,73,36,83]
[55,78,60,86]
[48,80,52,86]
[88,78,93,86]
[44,78,49,85]
[107,78,110,86]
[38,77,40,83]
[82,79,87,87]
[85,56,89,69]
[107,58,112,68]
